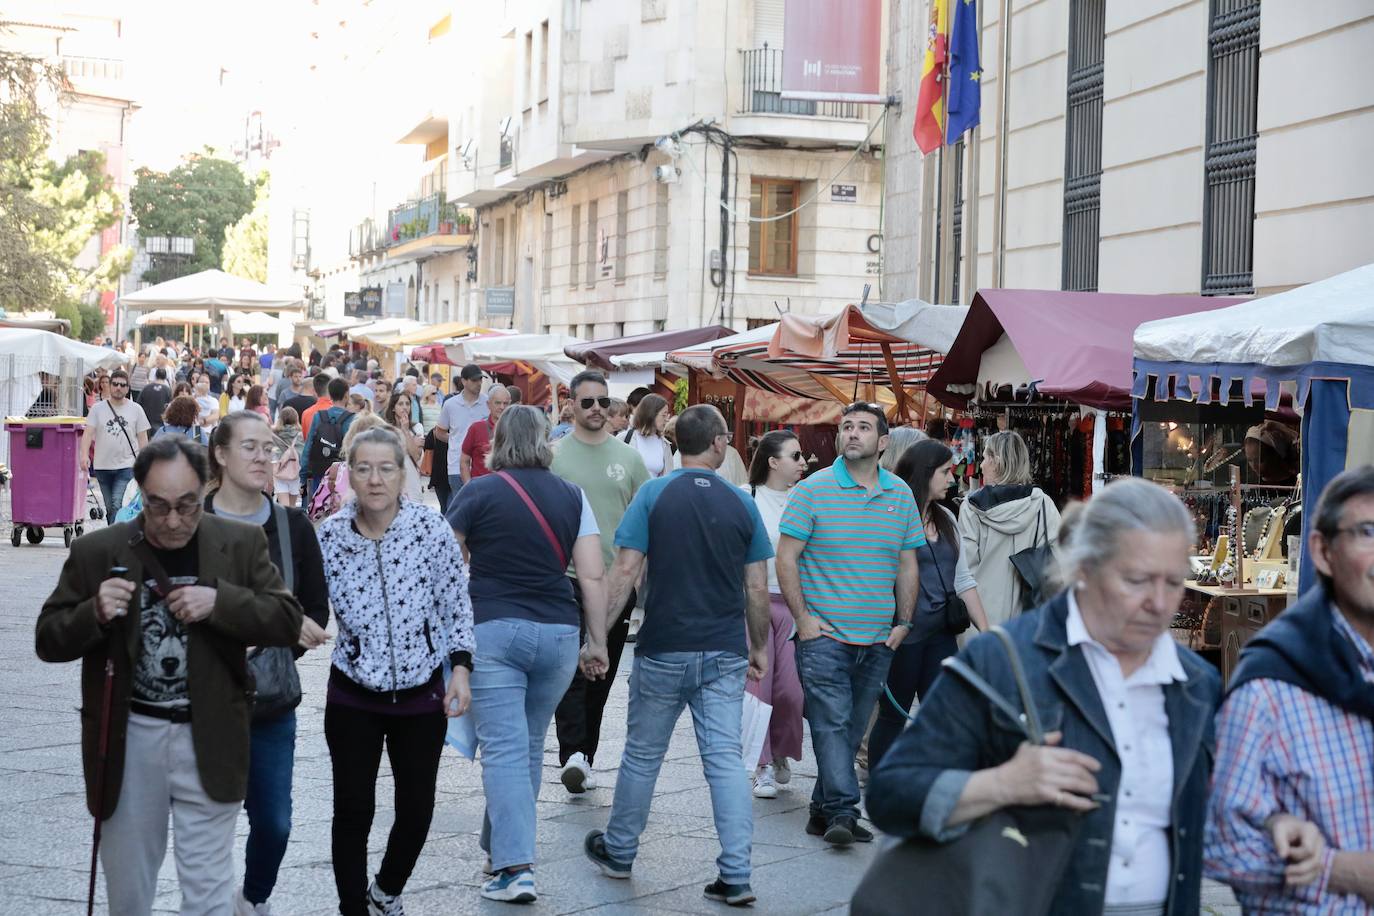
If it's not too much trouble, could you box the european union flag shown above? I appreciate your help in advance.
[945,0,982,144]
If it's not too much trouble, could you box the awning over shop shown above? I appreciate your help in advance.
[137,309,214,327]
[929,288,1245,411]
[349,319,427,346]
[565,326,736,371]
[118,269,304,313]
[373,321,498,348]
[444,334,584,387]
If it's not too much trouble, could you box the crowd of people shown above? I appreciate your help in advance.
[33,338,1374,916]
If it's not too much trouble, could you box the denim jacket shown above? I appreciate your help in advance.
[867,591,1221,916]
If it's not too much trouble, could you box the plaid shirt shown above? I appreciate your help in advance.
[1204,608,1374,914]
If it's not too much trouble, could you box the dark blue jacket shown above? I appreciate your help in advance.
[867,591,1221,916]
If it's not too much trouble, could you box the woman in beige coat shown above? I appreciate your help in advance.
[958,430,1061,627]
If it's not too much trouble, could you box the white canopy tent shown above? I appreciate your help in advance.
[118,269,305,314]
[443,334,584,388]
[0,329,128,461]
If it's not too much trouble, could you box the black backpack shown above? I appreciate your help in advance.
[308,410,347,477]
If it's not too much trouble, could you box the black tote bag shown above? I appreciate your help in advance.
[850,627,1082,916]
[1010,501,1055,611]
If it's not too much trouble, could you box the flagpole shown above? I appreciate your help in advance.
[937,1,957,306]
[992,0,1013,286]
[964,0,984,303]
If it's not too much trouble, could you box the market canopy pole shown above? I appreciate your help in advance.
[880,341,912,422]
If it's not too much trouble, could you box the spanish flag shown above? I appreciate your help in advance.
[914,0,951,154]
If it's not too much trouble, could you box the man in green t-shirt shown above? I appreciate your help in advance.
[550,370,650,794]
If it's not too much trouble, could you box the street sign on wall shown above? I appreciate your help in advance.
[347,288,382,318]
[781,0,883,102]
[384,282,406,316]
[484,286,515,317]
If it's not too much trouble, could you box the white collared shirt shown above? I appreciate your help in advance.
[1066,588,1186,907]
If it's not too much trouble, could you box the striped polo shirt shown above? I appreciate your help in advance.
[779,457,925,645]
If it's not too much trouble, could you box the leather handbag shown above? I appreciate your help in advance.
[418,447,434,477]
[246,503,302,721]
[1010,501,1055,611]
[850,627,1082,916]
[927,540,970,635]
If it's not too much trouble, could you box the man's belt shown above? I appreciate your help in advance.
[129,701,192,723]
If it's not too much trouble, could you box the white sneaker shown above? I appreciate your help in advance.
[561,752,591,794]
[753,764,779,799]
[772,757,792,785]
[366,880,404,916]
[235,890,273,915]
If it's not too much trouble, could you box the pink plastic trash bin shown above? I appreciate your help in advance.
[5,416,87,547]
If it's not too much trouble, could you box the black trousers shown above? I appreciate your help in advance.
[324,702,446,915]
[554,585,635,767]
[431,439,452,511]
[867,631,959,772]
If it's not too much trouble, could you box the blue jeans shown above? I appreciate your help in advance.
[470,619,580,871]
[605,652,752,884]
[243,709,296,904]
[795,636,895,822]
[93,467,134,517]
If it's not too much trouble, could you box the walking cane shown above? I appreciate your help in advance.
[88,564,127,916]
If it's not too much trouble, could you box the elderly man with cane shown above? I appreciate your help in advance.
[36,436,304,915]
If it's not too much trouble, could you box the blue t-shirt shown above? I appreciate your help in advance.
[615,468,773,657]
[448,467,597,626]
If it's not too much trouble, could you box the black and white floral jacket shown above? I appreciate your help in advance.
[318,499,474,693]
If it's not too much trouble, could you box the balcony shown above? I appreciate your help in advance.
[383,193,475,263]
[349,217,387,260]
[733,48,877,146]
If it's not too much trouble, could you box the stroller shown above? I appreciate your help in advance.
[86,476,105,521]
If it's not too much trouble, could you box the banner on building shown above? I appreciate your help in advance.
[781,0,883,102]
[348,287,383,318]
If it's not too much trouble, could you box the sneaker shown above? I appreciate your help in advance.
[583,829,633,879]
[234,890,273,915]
[561,752,591,794]
[481,869,537,903]
[752,765,779,799]
[366,880,404,916]
[703,878,757,906]
[772,757,791,785]
[823,815,856,847]
[805,813,828,837]
[482,854,496,876]
[851,821,874,843]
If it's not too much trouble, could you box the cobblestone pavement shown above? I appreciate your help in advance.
[0,515,1240,914]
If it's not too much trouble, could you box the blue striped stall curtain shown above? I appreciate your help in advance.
[1299,379,1351,593]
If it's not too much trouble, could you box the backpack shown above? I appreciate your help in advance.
[307,409,346,477]
[308,462,346,521]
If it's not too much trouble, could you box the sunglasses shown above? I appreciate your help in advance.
[579,397,612,409]
[786,450,803,461]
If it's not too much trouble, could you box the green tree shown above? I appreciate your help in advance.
[0,44,67,311]
[128,151,254,283]
[223,171,269,282]
[30,150,133,303]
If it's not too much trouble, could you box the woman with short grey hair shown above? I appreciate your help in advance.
[958,429,1062,625]
[869,478,1221,916]
[880,426,929,472]
[447,404,608,903]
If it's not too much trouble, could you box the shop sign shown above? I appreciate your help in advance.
[485,286,515,317]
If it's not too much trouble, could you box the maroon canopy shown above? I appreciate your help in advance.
[928,289,1245,411]
[564,325,736,372]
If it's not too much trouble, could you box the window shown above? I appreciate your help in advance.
[570,204,581,287]
[493,217,506,285]
[1201,0,1260,295]
[523,31,533,109]
[653,319,666,332]
[654,183,669,278]
[616,321,625,337]
[542,213,553,291]
[1062,0,1104,292]
[615,191,628,283]
[748,178,799,276]
[538,21,549,103]
[585,200,598,286]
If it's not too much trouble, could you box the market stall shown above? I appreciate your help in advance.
[119,269,305,347]
[0,328,128,462]
[927,288,1243,503]
[1133,262,1374,600]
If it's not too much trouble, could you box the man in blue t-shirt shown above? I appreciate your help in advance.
[582,405,771,907]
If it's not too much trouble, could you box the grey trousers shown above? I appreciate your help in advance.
[100,713,239,915]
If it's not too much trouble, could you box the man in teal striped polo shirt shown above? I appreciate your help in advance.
[776,402,923,847]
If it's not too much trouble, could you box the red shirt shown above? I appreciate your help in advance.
[461,418,496,478]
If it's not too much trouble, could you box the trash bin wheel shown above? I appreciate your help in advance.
[75,524,84,538]
[25,526,43,544]
[9,528,20,547]
[90,507,103,520]
[63,527,73,548]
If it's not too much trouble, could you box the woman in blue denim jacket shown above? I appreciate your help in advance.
[867,478,1221,916]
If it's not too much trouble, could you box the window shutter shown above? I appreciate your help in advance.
[754,0,785,49]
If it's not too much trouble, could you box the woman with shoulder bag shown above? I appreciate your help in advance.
[447,405,608,904]
[865,479,1222,916]
[867,440,989,771]
[205,412,330,915]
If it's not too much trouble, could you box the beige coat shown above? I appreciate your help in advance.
[957,485,1061,627]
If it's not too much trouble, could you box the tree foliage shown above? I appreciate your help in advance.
[0,45,67,311]
[128,151,254,283]
[223,171,270,283]
[31,150,133,299]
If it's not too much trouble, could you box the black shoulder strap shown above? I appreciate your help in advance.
[109,400,140,459]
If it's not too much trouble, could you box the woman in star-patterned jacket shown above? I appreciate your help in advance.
[317,426,474,916]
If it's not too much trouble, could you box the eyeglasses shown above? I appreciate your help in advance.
[351,462,401,480]
[144,498,203,519]
[110,382,128,389]
[786,450,804,461]
[237,440,283,461]
[1333,521,1374,547]
[579,397,612,409]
